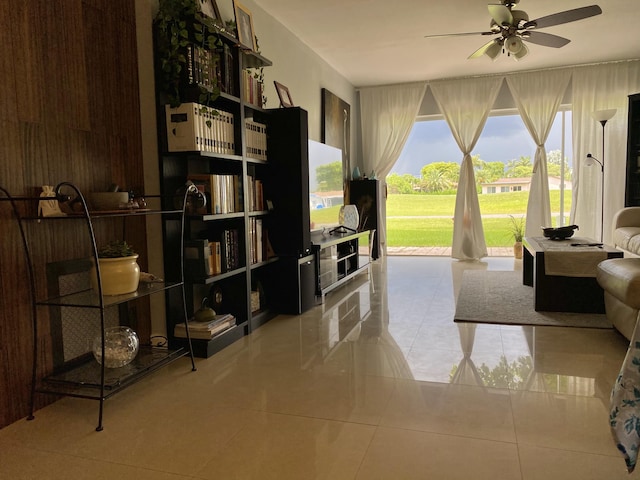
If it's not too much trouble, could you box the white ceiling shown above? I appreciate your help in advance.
[252,0,640,87]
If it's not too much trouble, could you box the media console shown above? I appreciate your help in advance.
[311,229,373,299]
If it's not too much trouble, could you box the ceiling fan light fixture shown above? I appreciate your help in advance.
[505,36,524,54]
[513,42,529,60]
[485,40,503,60]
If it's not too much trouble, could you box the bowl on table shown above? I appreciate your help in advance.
[88,192,130,211]
[541,225,579,240]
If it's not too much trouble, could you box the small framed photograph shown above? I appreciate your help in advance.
[199,0,222,24]
[233,1,257,51]
[274,81,294,108]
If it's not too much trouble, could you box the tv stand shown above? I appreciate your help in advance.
[311,229,372,300]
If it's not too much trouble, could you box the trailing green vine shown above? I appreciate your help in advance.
[154,0,222,107]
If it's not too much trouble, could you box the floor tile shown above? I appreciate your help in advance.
[355,426,522,480]
[0,255,631,479]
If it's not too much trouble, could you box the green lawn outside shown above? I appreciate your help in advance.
[311,191,572,247]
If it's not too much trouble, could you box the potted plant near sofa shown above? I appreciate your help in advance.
[90,240,140,296]
[508,215,525,259]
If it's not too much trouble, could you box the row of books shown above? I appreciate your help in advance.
[184,229,242,278]
[246,176,264,212]
[220,228,242,271]
[181,43,235,97]
[245,119,267,161]
[242,70,264,108]
[185,44,217,93]
[165,103,235,154]
[187,173,241,215]
[249,218,274,265]
[217,43,235,96]
[174,313,236,340]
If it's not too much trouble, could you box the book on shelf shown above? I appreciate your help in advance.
[184,239,213,277]
[242,70,263,108]
[174,314,236,340]
[186,173,242,215]
[209,241,222,274]
[190,312,234,329]
[220,228,241,271]
[216,43,235,96]
[165,103,235,154]
[245,119,267,161]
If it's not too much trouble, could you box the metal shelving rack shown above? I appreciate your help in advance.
[1,181,200,431]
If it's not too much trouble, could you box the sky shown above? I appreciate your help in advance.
[391,111,573,177]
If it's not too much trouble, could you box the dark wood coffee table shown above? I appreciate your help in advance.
[522,236,623,313]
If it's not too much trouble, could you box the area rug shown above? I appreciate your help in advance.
[454,270,612,329]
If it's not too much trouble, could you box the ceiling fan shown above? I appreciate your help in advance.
[425,1,602,61]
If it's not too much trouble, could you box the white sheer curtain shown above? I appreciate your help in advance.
[506,70,571,237]
[571,61,640,243]
[359,82,427,256]
[430,76,503,260]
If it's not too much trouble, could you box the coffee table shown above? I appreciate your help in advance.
[522,236,623,313]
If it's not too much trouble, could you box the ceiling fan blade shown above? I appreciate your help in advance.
[523,31,571,48]
[488,4,513,26]
[468,39,501,60]
[525,5,602,29]
[425,31,494,38]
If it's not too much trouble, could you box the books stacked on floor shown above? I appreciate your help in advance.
[174,313,236,340]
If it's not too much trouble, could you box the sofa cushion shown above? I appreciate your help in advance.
[597,258,640,310]
[614,227,640,253]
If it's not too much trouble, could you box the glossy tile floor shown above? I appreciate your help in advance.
[0,256,635,479]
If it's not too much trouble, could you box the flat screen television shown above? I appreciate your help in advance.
[308,140,344,232]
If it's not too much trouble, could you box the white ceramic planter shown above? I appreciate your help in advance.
[91,255,140,296]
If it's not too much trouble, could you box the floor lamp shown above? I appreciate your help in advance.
[586,108,616,242]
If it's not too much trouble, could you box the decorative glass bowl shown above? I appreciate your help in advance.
[92,326,139,368]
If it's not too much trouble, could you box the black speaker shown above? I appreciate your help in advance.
[349,179,380,259]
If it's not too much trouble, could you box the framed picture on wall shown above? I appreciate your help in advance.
[233,1,257,51]
[199,0,222,24]
[274,81,294,108]
[321,88,351,170]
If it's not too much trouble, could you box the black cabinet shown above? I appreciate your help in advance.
[273,254,316,314]
[263,107,312,257]
[349,179,381,259]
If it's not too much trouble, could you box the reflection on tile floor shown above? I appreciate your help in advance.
[0,256,635,479]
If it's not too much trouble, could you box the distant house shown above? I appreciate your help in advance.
[480,176,572,194]
[310,190,344,209]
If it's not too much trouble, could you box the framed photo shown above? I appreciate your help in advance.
[321,88,351,168]
[274,81,294,108]
[233,1,257,51]
[199,0,222,24]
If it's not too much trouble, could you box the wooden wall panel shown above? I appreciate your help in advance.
[0,0,146,428]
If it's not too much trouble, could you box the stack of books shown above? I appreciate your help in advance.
[174,313,236,340]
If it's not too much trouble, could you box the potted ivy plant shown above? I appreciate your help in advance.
[508,215,525,259]
[154,0,222,108]
[90,240,140,296]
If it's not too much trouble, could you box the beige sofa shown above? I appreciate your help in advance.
[594,208,640,340]
[612,207,640,257]
[597,259,640,340]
